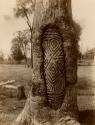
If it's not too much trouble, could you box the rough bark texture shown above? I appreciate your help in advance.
[13,85,80,125]
[13,0,80,125]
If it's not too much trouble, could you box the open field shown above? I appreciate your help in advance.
[0,64,95,125]
[0,64,31,125]
[0,64,32,84]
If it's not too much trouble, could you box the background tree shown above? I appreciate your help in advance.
[16,30,31,67]
[13,0,81,125]
[77,44,83,60]
[11,30,30,66]
[11,39,24,63]
[14,0,36,68]
[7,55,13,64]
[0,50,4,64]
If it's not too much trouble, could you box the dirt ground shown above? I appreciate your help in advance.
[0,64,95,125]
[0,64,31,125]
[0,95,25,125]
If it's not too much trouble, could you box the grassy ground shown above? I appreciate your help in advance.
[0,64,32,84]
[0,64,31,125]
[0,64,95,125]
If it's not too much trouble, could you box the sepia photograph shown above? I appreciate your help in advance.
[0,0,95,125]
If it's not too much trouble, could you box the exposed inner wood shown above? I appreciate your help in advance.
[42,26,66,110]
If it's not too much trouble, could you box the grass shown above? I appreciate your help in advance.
[0,64,32,83]
[0,64,31,125]
[0,64,95,125]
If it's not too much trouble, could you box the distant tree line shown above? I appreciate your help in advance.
[82,48,95,60]
[77,47,95,61]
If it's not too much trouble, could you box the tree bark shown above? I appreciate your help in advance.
[30,31,33,68]
[13,0,80,125]
[24,45,28,68]
[23,7,33,68]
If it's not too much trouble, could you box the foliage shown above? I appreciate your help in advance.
[11,39,24,62]
[77,44,83,59]
[11,29,31,64]
[73,20,82,41]
[14,0,35,30]
[83,48,95,60]
[14,0,36,68]
[0,50,4,63]
[14,0,35,17]
[15,29,30,54]
[7,55,13,64]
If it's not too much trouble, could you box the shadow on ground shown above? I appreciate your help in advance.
[79,110,95,125]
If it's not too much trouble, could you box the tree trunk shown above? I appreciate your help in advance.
[24,45,28,68]
[13,0,80,125]
[30,36,33,68]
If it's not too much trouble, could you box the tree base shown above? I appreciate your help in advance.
[12,85,80,125]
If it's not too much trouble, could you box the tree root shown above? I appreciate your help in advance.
[12,86,81,125]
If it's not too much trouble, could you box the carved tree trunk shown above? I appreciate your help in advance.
[13,0,80,125]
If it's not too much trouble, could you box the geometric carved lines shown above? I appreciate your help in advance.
[42,27,66,110]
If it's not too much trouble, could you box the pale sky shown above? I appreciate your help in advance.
[0,0,95,57]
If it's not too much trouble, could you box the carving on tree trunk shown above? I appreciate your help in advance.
[42,25,66,110]
[13,0,81,125]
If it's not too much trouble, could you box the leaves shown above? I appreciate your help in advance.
[11,41,24,62]
[11,29,31,62]
[0,50,4,63]
[14,0,35,18]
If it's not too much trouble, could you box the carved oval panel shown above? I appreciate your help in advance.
[42,26,66,110]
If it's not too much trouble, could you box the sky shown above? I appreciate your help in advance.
[0,0,95,57]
